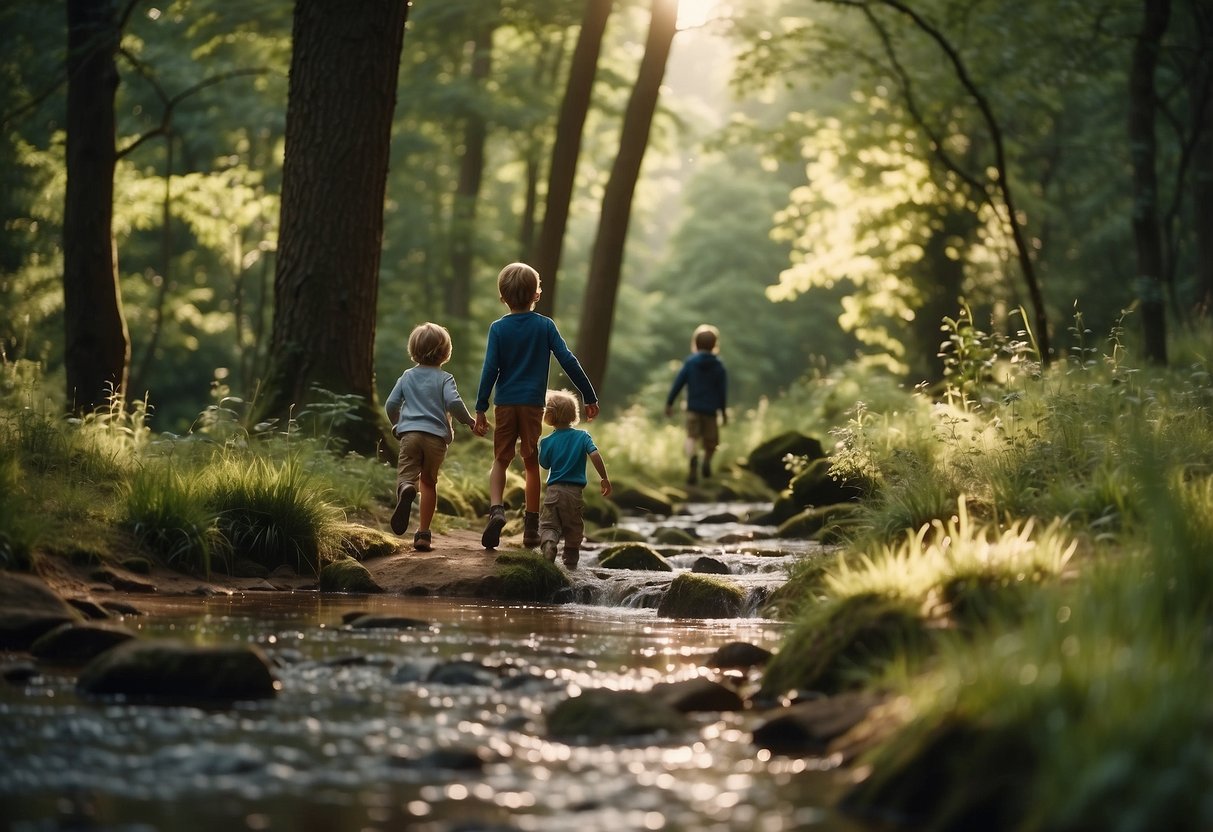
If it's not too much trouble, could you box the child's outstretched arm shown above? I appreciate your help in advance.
[589,450,611,497]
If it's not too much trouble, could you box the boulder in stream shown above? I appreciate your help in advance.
[0,572,81,649]
[651,677,744,712]
[598,543,673,572]
[319,556,384,593]
[77,639,278,702]
[546,688,691,741]
[658,573,746,619]
[744,431,826,490]
[30,621,137,665]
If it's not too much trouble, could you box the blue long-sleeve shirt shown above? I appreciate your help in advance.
[666,351,727,414]
[475,311,597,412]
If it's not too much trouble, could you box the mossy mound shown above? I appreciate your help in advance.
[337,523,398,560]
[658,573,746,618]
[759,592,931,696]
[598,543,673,572]
[319,556,384,593]
[492,551,570,602]
[745,431,826,490]
[787,457,871,508]
[841,717,1035,832]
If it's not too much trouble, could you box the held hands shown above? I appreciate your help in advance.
[473,412,490,437]
[600,477,612,497]
[586,402,600,422]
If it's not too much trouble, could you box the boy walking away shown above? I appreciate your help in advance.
[537,390,611,569]
[385,322,485,551]
[665,324,728,485]
[475,262,600,550]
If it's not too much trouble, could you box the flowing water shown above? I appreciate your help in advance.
[0,503,867,832]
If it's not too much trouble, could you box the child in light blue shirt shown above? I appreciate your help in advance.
[385,322,485,550]
[537,389,611,569]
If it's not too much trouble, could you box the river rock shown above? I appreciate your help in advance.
[588,527,647,543]
[691,556,730,575]
[745,431,826,490]
[319,556,383,593]
[77,639,278,702]
[752,691,885,755]
[787,457,869,507]
[652,526,699,545]
[65,597,111,620]
[651,677,743,712]
[89,567,157,593]
[706,641,772,671]
[346,614,430,630]
[657,573,745,618]
[389,746,488,772]
[30,621,137,664]
[546,688,691,741]
[608,481,674,516]
[101,599,143,616]
[598,544,672,572]
[426,659,499,687]
[0,572,81,649]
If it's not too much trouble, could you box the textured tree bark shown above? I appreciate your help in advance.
[256,0,409,456]
[576,0,676,392]
[448,10,496,324]
[63,0,130,414]
[1128,0,1171,364]
[533,0,614,317]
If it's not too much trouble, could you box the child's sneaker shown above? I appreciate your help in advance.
[561,548,580,569]
[523,511,541,548]
[541,540,558,563]
[413,530,432,552]
[391,482,416,535]
[481,504,507,549]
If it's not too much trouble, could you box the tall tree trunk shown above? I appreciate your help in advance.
[576,0,676,392]
[63,0,130,414]
[533,0,614,317]
[1128,0,1171,364]
[448,10,496,323]
[1190,2,1213,316]
[255,0,408,456]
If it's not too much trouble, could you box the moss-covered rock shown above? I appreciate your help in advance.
[652,526,699,546]
[492,551,570,602]
[583,489,620,526]
[319,556,383,593]
[337,523,398,560]
[759,592,931,697]
[608,480,675,516]
[658,573,746,619]
[691,556,730,575]
[546,688,691,741]
[598,543,673,572]
[77,639,278,702]
[745,431,826,490]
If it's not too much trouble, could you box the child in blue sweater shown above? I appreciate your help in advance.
[474,263,600,550]
[385,322,485,551]
[665,324,728,485]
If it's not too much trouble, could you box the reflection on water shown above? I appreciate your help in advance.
[1,504,865,832]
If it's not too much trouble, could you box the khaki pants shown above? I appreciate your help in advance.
[686,411,719,452]
[539,482,584,554]
[397,431,447,487]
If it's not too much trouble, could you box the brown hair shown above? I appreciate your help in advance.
[408,322,453,366]
[544,389,580,428]
[692,324,719,353]
[497,262,541,311]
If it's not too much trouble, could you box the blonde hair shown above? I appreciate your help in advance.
[692,324,719,353]
[497,262,541,311]
[544,389,580,428]
[408,322,453,366]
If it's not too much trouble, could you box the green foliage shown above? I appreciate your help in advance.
[121,462,221,574]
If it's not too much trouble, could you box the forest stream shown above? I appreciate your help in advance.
[0,503,866,832]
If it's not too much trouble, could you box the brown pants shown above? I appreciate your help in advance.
[686,411,719,452]
[539,482,584,554]
[397,431,447,487]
